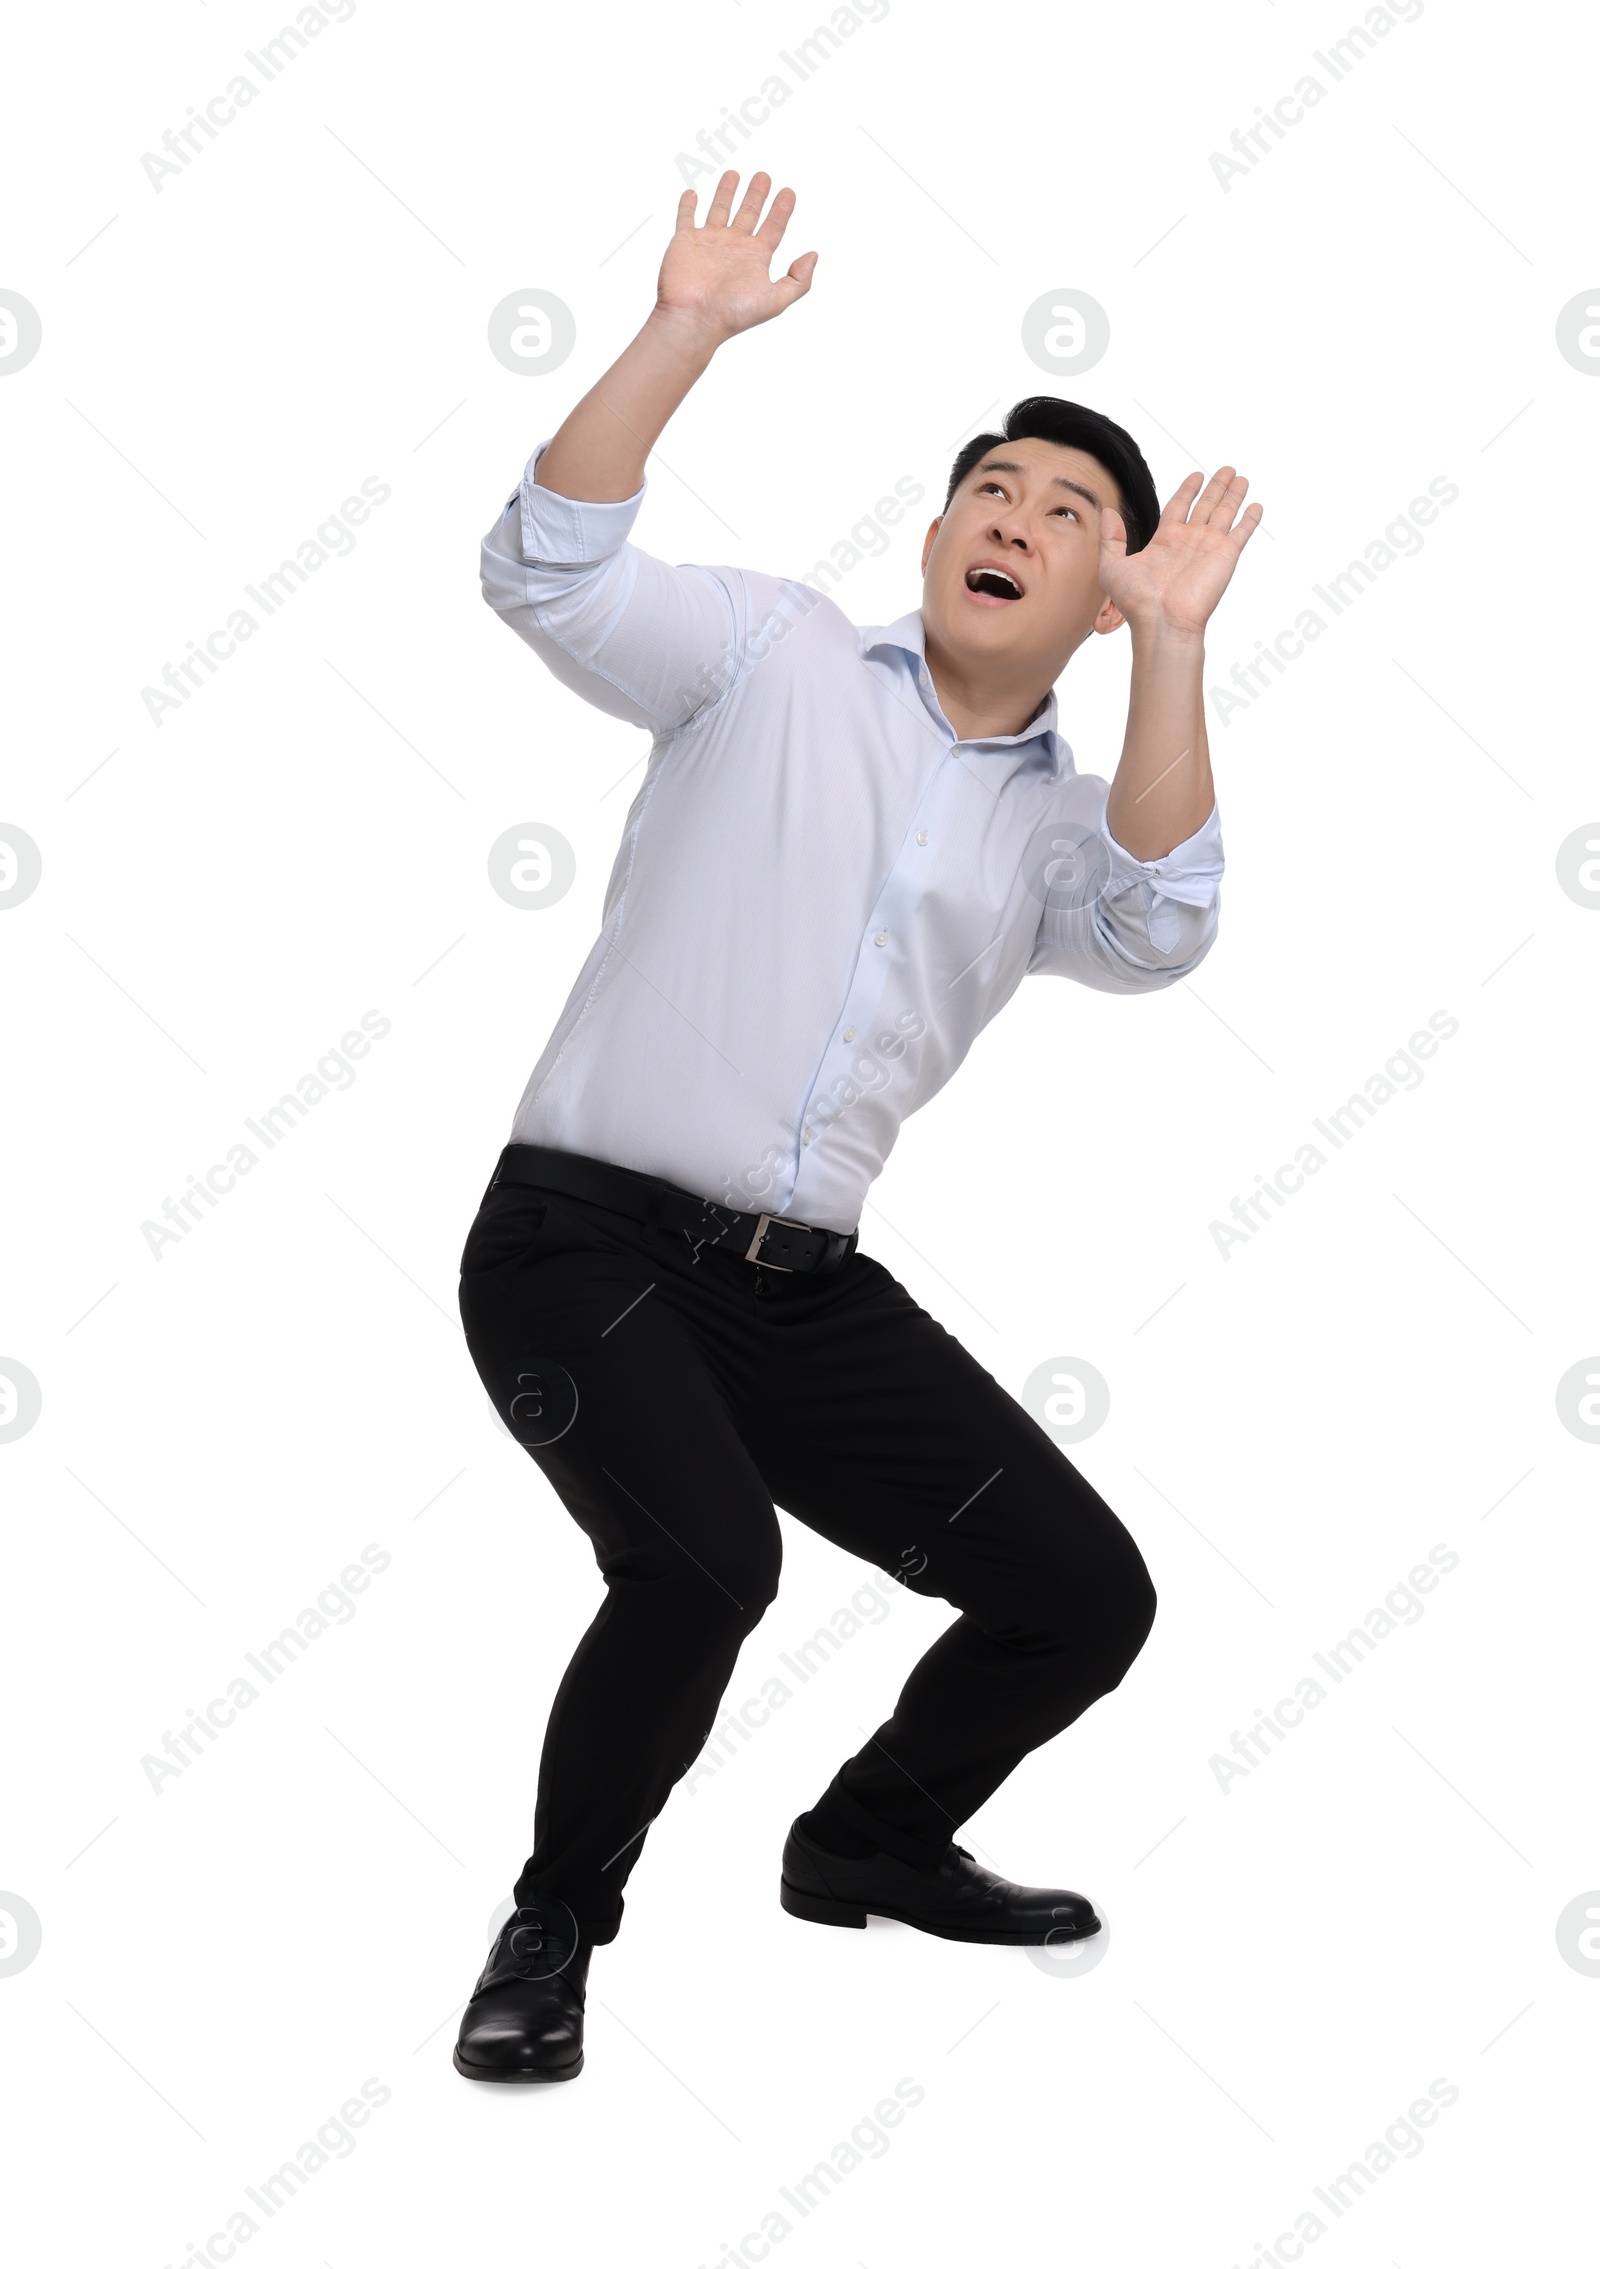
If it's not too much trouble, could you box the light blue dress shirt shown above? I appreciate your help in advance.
[480,440,1225,1234]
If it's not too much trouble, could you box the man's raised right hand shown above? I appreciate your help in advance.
[528,171,816,505]
[652,171,818,347]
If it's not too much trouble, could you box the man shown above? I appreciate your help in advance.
[453,171,1261,2083]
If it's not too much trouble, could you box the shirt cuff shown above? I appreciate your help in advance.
[516,437,649,568]
[1100,798,1224,909]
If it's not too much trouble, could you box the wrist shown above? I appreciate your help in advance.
[1126,614,1207,657]
[642,303,725,369]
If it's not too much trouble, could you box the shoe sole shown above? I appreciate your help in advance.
[780,1877,1101,1946]
[452,2046,584,2083]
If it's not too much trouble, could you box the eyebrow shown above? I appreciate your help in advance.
[975,457,1103,511]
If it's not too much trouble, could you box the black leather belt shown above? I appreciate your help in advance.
[487,1143,859,1274]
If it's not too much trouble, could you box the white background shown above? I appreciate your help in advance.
[3,1,1597,2263]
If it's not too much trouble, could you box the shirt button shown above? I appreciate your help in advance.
[915,830,928,846]
[842,1025,856,1041]
[873,929,888,946]
[801,1130,812,1145]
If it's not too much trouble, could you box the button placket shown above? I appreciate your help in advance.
[791,730,965,1200]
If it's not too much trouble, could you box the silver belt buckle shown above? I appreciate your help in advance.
[744,1212,794,1270]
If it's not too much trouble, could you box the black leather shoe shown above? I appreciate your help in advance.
[780,1817,1102,1946]
[453,1897,590,2083]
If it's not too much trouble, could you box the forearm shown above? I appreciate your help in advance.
[1105,624,1215,860]
[533,309,719,503]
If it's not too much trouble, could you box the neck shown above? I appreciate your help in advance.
[921,631,1052,744]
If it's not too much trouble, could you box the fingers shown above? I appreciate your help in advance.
[1193,466,1251,528]
[753,184,798,252]
[1159,472,1206,525]
[1099,504,1128,553]
[1136,463,1267,541]
[704,169,740,228]
[729,171,773,234]
[1170,466,1259,533]
[673,187,699,233]
[771,250,819,308]
[700,169,798,241]
[1229,500,1265,550]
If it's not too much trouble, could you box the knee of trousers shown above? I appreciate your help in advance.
[710,1559,782,1638]
[1028,1528,1158,1689]
[1095,1542,1157,1687]
[1097,1561,1158,1689]
[622,1542,782,1640]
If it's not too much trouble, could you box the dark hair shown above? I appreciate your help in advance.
[942,396,1160,553]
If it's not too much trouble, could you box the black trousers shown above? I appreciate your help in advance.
[456,1154,1158,1946]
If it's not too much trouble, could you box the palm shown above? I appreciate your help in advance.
[657,171,817,342]
[1100,467,1263,636]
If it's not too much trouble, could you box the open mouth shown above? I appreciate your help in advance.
[964,565,1023,604]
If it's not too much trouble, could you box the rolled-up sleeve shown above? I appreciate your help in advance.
[1028,787,1224,993]
[479,438,745,733]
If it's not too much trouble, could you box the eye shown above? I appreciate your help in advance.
[1052,504,1080,522]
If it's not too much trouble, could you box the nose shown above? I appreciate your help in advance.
[986,507,1032,552]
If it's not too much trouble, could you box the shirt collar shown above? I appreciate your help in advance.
[859,608,1066,769]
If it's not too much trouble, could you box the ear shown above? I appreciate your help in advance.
[1092,591,1127,636]
[920,517,942,576]
[1094,508,1130,633]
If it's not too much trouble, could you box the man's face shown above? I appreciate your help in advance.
[919,437,1129,686]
